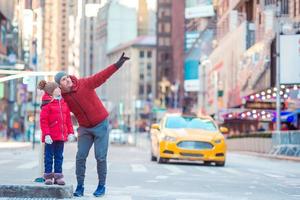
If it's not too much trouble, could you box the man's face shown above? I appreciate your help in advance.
[59,75,73,91]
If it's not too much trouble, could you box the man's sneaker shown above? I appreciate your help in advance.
[93,185,105,197]
[73,185,84,197]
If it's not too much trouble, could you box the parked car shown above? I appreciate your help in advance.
[109,129,128,144]
[150,114,228,166]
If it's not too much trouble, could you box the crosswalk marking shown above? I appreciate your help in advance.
[146,180,159,183]
[219,168,244,175]
[102,195,132,200]
[163,165,185,175]
[131,164,147,172]
[195,167,217,174]
[176,199,200,200]
[155,175,168,179]
[0,160,13,165]
[17,161,38,169]
[264,173,285,178]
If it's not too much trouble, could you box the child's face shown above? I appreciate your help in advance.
[53,87,61,97]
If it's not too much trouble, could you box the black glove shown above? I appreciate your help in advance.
[115,52,130,69]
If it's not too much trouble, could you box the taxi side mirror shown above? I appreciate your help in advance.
[220,126,229,134]
[151,124,160,131]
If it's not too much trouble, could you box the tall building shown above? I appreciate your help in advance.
[77,0,102,78]
[43,0,70,71]
[94,0,137,98]
[138,0,149,36]
[68,0,81,77]
[156,0,185,108]
[0,0,17,64]
[148,9,156,36]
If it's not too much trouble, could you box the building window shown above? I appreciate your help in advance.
[139,85,144,95]
[294,0,297,17]
[159,37,171,46]
[160,52,170,62]
[159,23,164,32]
[158,7,171,18]
[147,63,151,70]
[281,0,289,14]
[147,84,152,94]
[165,23,171,33]
[140,73,144,80]
[147,51,152,58]
[140,50,145,58]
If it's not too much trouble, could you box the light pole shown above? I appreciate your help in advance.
[275,1,281,133]
[199,59,211,115]
[214,71,219,121]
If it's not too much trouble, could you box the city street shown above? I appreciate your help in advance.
[0,141,300,200]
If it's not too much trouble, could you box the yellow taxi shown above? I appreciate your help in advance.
[150,114,228,166]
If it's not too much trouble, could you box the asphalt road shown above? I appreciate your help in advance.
[0,142,300,200]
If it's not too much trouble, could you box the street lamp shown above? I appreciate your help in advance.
[274,1,295,133]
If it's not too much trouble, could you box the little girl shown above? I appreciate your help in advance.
[39,80,76,185]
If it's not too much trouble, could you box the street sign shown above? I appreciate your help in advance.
[245,101,285,110]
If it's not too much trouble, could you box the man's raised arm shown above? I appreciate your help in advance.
[84,52,130,89]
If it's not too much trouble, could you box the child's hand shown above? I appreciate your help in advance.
[45,135,53,144]
[68,134,76,142]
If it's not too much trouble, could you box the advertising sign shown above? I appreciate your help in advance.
[280,34,300,84]
[184,60,199,92]
[185,5,215,19]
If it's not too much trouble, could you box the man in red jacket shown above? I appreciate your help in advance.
[54,53,129,197]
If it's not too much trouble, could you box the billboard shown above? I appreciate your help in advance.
[184,60,199,92]
[185,5,215,19]
[280,34,300,84]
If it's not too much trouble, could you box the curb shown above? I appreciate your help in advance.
[231,151,300,162]
[0,184,73,199]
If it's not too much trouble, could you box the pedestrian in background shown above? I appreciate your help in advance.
[38,80,76,185]
[54,52,129,197]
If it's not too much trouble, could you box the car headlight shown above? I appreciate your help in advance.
[163,135,177,142]
[214,139,222,144]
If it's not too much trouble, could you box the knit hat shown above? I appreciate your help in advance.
[38,80,59,96]
[54,71,67,84]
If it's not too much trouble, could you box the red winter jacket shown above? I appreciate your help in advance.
[62,64,118,128]
[40,93,74,142]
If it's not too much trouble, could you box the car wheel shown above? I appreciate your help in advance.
[215,161,225,167]
[203,161,211,166]
[157,157,168,164]
[156,148,168,164]
[151,152,157,161]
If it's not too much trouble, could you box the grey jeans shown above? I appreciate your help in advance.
[76,119,109,186]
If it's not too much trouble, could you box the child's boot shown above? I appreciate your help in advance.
[54,173,65,185]
[44,173,54,185]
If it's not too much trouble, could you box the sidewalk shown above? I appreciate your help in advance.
[231,150,300,162]
[0,140,32,150]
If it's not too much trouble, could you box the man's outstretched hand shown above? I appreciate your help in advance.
[115,52,130,69]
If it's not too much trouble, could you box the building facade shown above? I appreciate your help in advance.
[43,0,71,71]
[156,0,185,109]
[94,0,137,99]
[106,36,156,132]
[202,0,300,133]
